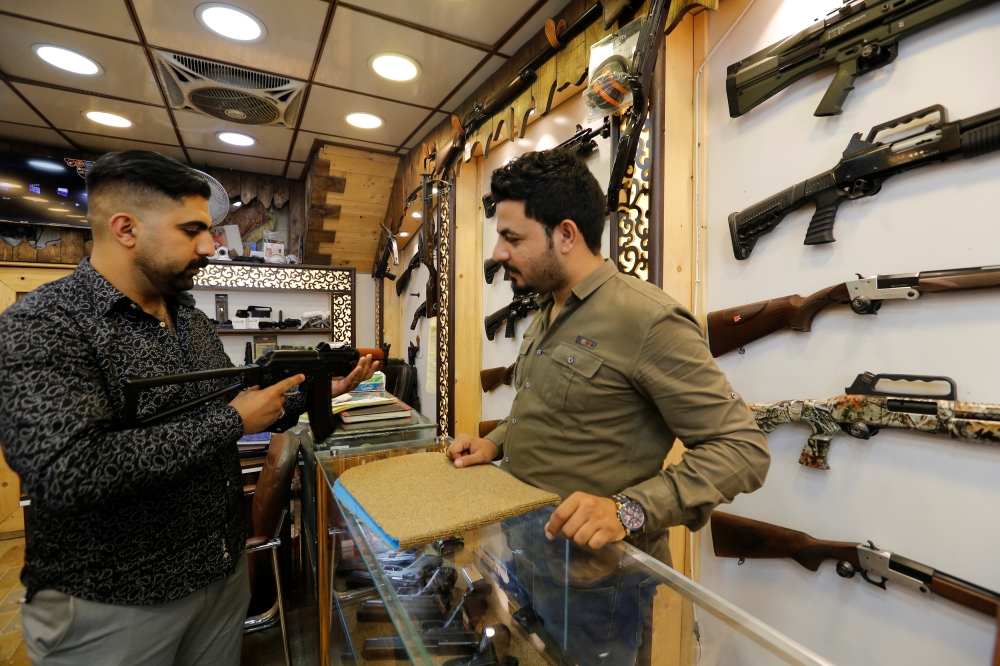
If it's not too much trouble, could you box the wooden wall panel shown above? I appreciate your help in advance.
[453,159,483,438]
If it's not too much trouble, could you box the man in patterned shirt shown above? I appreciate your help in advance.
[0,151,376,665]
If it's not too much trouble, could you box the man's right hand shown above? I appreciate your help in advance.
[446,434,499,468]
[229,374,305,435]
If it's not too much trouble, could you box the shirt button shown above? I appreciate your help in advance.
[731,392,737,399]
[159,322,166,328]
[511,418,517,425]
[525,382,531,388]
[504,457,509,463]
[227,480,230,487]
[130,303,137,309]
[567,357,574,364]
[536,350,542,355]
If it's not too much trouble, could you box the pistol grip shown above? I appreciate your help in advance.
[307,376,334,443]
[803,190,848,246]
[504,314,517,338]
[815,60,858,117]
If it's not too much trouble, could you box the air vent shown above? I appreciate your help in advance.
[153,50,305,128]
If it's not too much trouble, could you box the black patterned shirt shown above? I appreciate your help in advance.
[0,259,304,605]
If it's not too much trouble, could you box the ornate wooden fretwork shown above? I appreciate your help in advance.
[374,276,383,348]
[436,184,455,437]
[611,112,652,282]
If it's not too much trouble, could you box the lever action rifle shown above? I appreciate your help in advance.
[711,512,1000,626]
[121,342,385,443]
[750,371,1000,470]
[707,264,1000,357]
[484,296,540,341]
[729,103,1000,260]
[727,0,999,118]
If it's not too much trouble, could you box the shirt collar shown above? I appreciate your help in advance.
[76,258,195,315]
[569,259,619,302]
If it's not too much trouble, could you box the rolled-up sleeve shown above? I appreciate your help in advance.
[623,305,770,534]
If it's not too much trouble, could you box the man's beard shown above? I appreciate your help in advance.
[505,249,567,296]
[135,251,209,296]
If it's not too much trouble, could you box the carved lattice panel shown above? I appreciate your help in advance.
[436,186,454,437]
[612,112,651,281]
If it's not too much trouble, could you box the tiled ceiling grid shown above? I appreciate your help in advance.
[0,0,575,179]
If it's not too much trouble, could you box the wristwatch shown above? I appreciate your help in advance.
[611,494,646,537]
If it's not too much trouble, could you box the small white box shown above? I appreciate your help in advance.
[232,319,247,329]
[247,317,260,329]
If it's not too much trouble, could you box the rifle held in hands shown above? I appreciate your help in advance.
[707,264,1000,357]
[729,104,1000,260]
[121,342,384,443]
[727,0,999,118]
[711,511,1000,619]
[750,371,1000,470]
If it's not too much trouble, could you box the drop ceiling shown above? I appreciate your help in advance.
[0,0,574,179]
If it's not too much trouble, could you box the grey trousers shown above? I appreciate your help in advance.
[21,552,251,666]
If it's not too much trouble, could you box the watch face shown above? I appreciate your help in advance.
[619,501,645,531]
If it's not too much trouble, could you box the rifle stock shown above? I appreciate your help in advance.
[707,283,850,357]
[711,512,861,572]
[481,364,515,392]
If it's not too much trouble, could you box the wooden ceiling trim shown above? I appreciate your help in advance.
[310,81,438,112]
[0,9,142,46]
[281,1,338,178]
[5,75,166,109]
[0,70,82,151]
[123,0,190,162]
[337,4,500,55]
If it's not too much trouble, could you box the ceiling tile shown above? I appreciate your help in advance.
[173,109,293,161]
[0,0,138,41]
[131,0,328,80]
[290,130,402,162]
[315,8,483,109]
[186,149,287,176]
[0,16,164,105]
[403,112,450,150]
[299,86,427,147]
[13,84,179,145]
[346,0,554,48]
[499,0,573,56]
[440,55,506,113]
[0,121,73,150]
[0,83,45,126]
[61,132,186,161]
[287,161,308,180]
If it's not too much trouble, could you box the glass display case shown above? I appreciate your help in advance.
[317,450,840,666]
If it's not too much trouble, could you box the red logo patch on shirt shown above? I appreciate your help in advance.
[575,336,597,350]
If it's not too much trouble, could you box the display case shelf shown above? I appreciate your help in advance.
[214,328,333,335]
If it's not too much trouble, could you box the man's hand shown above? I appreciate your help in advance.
[331,355,381,397]
[544,492,627,550]
[446,434,499,468]
[229,374,305,436]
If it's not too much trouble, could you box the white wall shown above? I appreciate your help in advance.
[355,273,376,348]
[398,239,437,418]
[480,94,612,422]
[699,1,1000,664]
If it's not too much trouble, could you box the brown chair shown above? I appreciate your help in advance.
[243,432,299,666]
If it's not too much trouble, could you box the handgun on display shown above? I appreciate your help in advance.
[356,565,457,622]
[345,553,443,589]
[729,104,1000,259]
[121,342,384,443]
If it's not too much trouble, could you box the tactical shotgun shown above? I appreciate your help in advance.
[711,512,1000,621]
[727,0,999,118]
[750,371,1000,470]
[707,264,1000,356]
[729,104,1000,260]
[121,342,384,443]
[484,296,540,341]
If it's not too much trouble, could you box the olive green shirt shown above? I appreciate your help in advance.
[486,260,770,564]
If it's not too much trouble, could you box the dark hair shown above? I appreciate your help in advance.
[86,150,211,204]
[490,148,605,252]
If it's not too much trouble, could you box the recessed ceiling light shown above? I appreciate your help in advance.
[27,160,64,172]
[398,231,410,237]
[86,111,132,128]
[346,113,383,129]
[48,207,68,212]
[0,182,21,189]
[67,215,86,218]
[411,211,421,218]
[231,201,242,208]
[369,53,419,82]
[218,131,256,146]
[24,196,48,202]
[197,3,266,41]
[32,45,101,75]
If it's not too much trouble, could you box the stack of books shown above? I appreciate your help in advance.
[337,400,413,432]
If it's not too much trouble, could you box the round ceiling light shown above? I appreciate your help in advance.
[24,196,48,202]
[32,45,101,75]
[217,131,256,146]
[27,160,64,172]
[398,231,410,238]
[411,211,421,218]
[369,53,419,82]
[86,111,132,128]
[196,3,266,41]
[345,112,383,129]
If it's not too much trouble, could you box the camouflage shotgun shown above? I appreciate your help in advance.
[750,371,1000,470]
[727,0,1000,118]
[707,264,1000,357]
[711,512,1000,626]
[729,103,1000,260]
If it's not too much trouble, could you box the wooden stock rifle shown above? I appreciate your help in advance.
[480,364,515,392]
[711,511,1000,645]
[707,264,1000,357]
[750,371,1000,470]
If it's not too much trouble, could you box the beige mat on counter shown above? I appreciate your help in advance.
[333,452,560,550]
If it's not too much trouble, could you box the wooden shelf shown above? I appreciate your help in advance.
[216,328,332,335]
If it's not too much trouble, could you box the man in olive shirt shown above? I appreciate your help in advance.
[448,148,769,563]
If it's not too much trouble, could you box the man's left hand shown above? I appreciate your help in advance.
[544,492,627,550]
[332,355,381,397]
